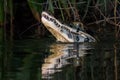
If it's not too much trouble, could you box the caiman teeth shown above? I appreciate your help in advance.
[41,11,96,42]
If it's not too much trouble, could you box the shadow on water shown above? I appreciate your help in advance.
[0,38,120,80]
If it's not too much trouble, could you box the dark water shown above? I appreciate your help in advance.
[0,38,120,80]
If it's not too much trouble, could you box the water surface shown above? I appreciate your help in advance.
[0,38,120,80]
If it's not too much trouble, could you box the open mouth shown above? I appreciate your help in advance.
[41,12,96,42]
[42,12,61,28]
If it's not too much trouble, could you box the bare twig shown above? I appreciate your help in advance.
[19,22,41,37]
[27,0,47,5]
[53,7,74,9]
[87,17,120,26]
[114,0,117,38]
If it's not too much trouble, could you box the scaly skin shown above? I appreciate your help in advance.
[41,11,96,42]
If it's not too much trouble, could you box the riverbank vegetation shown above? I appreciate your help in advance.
[0,0,120,41]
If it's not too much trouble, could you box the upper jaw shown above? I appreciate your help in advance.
[42,12,47,17]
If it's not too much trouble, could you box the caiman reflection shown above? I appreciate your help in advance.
[42,42,94,79]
